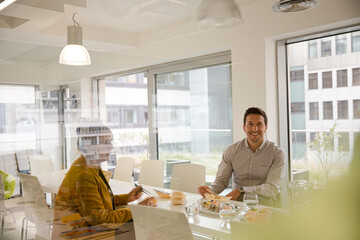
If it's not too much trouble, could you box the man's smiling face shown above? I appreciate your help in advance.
[243,114,268,145]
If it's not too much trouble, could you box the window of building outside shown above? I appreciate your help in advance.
[321,37,332,57]
[309,102,319,120]
[338,132,350,152]
[285,30,360,187]
[353,68,360,86]
[322,71,332,88]
[323,101,333,120]
[336,34,347,55]
[354,99,360,119]
[308,40,317,59]
[337,100,348,119]
[337,69,348,87]
[308,73,318,89]
[291,102,305,113]
[352,31,360,52]
[290,69,304,82]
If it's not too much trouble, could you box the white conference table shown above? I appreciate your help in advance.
[37,170,235,239]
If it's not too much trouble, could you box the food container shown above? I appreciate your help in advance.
[171,191,186,205]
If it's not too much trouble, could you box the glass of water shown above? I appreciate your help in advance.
[184,198,200,217]
[243,192,258,209]
[219,202,235,228]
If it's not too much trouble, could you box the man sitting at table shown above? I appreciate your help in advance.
[53,120,156,230]
[198,107,285,207]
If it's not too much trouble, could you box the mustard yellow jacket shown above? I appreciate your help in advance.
[54,155,132,226]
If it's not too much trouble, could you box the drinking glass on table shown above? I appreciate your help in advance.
[184,198,200,217]
[219,202,235,228]
[243,192,258,209]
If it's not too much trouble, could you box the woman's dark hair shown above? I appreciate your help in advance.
[243,107,268,126]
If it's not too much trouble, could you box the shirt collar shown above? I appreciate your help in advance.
[245,138,266,152]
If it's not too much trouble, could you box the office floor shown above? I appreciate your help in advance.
[2,211,36,240]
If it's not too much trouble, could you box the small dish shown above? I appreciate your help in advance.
[153,188,171,198]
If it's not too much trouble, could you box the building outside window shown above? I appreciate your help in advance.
[309,102,319,120]
[337,69,348,87]
[336,34,347,55]
[308,73,318,89]
[308,40,317,59]
[286,30,360,187]
[322,71,332,88]
[352,31,360,52]
[323,101,333,120]
[354,99,360,119]
[321,37,332,57]
[337,100,348,119]
[353,68,360,86]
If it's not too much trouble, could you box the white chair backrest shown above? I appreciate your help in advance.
[170,163,206,194]
[129,205,194,240]
[29,154,55,176]
[18,173,47,209]
[113,157,135,182]
[138,160,165,188]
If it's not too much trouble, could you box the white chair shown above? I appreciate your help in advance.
[129,205,194,240]
[29,155,55,176]
[138,160,165,188]
[170,163,206,194]
[0,174,24,237]
[18,173,53,240]
[113,157,135,182]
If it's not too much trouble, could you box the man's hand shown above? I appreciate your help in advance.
[226,188,241,201]
[138,197,157,207]
[128,185,143,202]
[198,185,213,198]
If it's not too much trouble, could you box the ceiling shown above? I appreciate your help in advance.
[0,0,204,53]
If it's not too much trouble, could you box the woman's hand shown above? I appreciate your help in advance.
[138,197,157,207]
[127,185,143,202]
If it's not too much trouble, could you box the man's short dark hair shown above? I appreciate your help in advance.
[243,107,268,126]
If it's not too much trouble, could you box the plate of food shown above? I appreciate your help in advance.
[241,207,284,224]
[199,199,244,216]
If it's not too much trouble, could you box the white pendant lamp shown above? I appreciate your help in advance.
[273,0,319,13]
[197,0,242,29]
[59,13,91,66]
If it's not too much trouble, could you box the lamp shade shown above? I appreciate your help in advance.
[273,0,319,12]
[59,25,91,66]
[197,0,242,29]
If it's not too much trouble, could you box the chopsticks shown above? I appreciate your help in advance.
[197,183,218,195]
[134,183,153,196]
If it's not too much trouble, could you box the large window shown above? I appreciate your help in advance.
[284,30,360,187]
[155,63,232,179]
[97,53,232,182]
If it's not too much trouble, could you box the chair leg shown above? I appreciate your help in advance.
[1,211,4,237]
[21,217,27,240]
